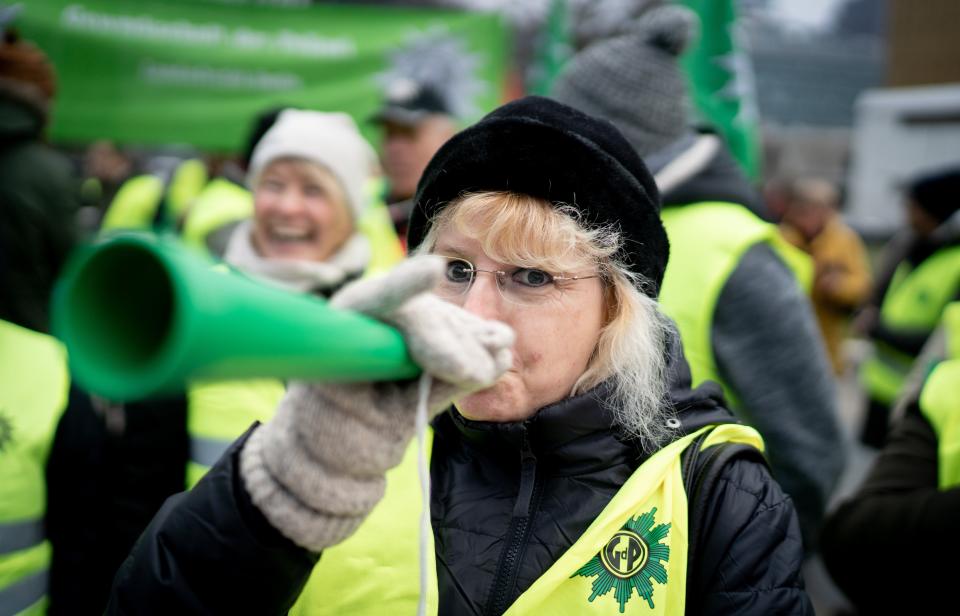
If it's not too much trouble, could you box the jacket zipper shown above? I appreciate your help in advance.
[485,429,542,616]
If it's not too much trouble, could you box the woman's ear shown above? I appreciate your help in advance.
[602,277,619,325]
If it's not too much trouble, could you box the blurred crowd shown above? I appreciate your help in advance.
[2,3,959,616]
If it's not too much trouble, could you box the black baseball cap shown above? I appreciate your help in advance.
[371,78,450,127]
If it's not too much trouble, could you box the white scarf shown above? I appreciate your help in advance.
[224,220,369,293]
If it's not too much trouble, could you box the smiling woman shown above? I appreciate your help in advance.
[223,108,377,293]
[251,158,353,263]
[183,109,381,490]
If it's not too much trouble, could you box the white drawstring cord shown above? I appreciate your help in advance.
[415,373,433,616]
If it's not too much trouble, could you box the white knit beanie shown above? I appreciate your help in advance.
[247,109,377,220]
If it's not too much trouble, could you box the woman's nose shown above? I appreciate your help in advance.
[460,273,505,320]
[276,188,305,214]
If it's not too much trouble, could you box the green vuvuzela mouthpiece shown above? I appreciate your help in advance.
[52,233,419,401]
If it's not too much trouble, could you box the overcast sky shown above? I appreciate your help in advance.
[771,0,843,29]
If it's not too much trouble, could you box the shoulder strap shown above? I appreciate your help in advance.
[680,429,768,610]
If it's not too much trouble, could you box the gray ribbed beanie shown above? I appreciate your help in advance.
[550,5,699,158]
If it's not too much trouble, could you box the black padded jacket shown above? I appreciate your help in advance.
[821,400,960,613]
[108,342,812,615]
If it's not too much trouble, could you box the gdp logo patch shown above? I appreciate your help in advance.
[571,507,670,613]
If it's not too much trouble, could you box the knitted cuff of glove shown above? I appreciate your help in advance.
[240,426,379,552]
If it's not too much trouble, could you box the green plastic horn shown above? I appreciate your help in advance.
[52,233,420,401]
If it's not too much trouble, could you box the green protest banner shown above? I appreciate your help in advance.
[18,0,509,151]
[679,0,761,179]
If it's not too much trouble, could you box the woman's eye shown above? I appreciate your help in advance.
[513,268,553,287]
[445,260,473,283]
[303,185,325,198]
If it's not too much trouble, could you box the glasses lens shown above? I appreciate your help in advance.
[435,257,474,299]
[500,269,556,305]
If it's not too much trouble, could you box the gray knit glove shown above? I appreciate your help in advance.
[240,255,514,551]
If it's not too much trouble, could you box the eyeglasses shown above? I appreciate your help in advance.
[434,256,600,306]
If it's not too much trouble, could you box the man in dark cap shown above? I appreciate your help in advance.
[371,78,457,243]
[860,166,960,446]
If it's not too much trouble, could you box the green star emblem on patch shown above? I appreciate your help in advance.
[571,507,670,613]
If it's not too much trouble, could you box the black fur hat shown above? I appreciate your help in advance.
[407,96,669,297]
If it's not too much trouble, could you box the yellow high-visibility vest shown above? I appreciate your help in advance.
[184,266,405,486]
[180,178,255,253]
[100,160,208,232]
[920,360,960,489]
[918,302,960,488]
[359,178,405,274]
[185,179,405,485]
[185,379,285,488]
[290,423,763,615]
[659,201,812,407]
[862,245,960,406]
[0,320,69,616]
[99,175,165,231]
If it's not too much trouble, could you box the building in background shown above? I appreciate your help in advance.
[845,84,960,238]
[740,0,885,187]
[843,0,960,237]
[886,0,960,87]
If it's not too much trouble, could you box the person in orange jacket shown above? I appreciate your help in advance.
[780,178,872,374]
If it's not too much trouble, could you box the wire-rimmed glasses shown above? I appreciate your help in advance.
[434,256,600,306]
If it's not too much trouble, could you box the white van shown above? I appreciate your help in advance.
[845,83,960,239]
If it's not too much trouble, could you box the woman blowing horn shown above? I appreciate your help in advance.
[108,97,812,615]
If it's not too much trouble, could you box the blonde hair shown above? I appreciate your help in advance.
[416,191,674,447]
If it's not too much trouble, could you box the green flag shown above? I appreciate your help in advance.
[528,0,573,96]
[18,0,508,151]
[679,0,761,179]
